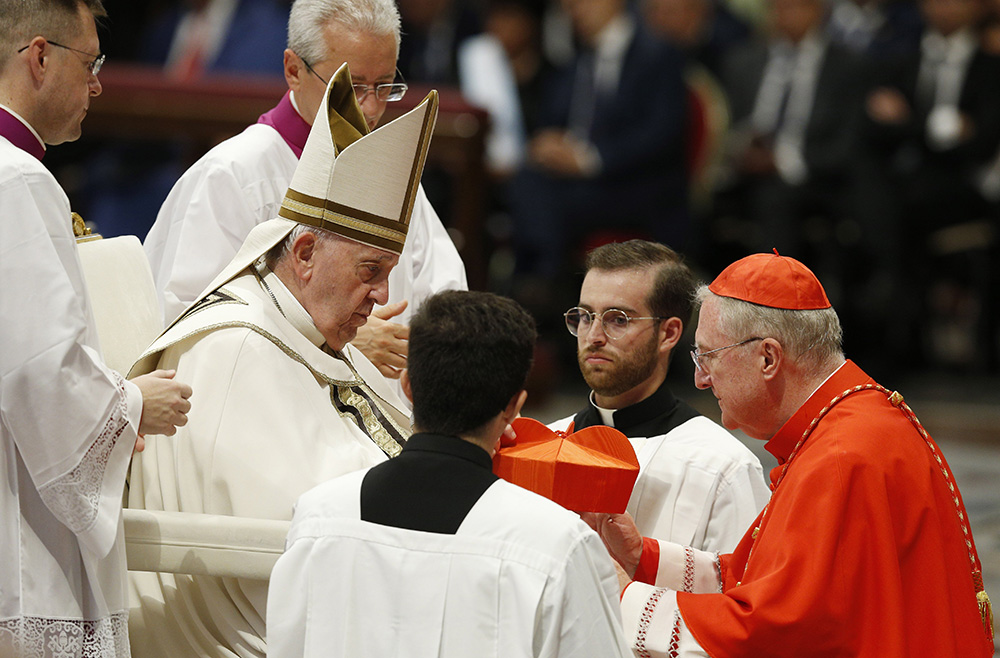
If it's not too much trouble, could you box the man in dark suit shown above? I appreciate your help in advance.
[857,0,1000,369]
[508,0,689,286]
[862,0,1000,234]
[715,0,866,264]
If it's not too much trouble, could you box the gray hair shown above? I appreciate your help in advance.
[695,285,844,372]
[0,0,105,73]
[288,0,401,65]
[263,223,341,270]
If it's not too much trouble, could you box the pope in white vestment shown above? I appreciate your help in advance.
[127,265,411,658]
[126,65,437,658]
[0,106,141,657]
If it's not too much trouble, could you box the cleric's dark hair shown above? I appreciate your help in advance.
[407,290,536,437]
[585,239,696,325]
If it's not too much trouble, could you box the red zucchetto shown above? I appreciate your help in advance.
[709,250,831,310]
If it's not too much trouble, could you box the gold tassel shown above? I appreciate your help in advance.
[71,212,90,237]
[979,589,994,641]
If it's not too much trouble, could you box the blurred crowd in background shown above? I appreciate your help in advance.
[50,0,1000,383]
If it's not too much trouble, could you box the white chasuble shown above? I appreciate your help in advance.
[127,269,410,658]
[1,135,142,658]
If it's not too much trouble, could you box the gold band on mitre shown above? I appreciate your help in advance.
[278,63,438,255]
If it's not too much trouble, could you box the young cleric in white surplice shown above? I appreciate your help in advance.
[0,3,190,655]
[126,65,437,658]
[268,291,632,658]
[548,241,769,554]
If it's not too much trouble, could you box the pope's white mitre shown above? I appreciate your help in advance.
[279,63,438,254]
[162,64,440,335]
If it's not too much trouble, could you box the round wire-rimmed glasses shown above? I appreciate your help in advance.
[564,307,667,341]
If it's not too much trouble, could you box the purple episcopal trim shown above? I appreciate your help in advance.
[0,107,45,161]
[256,91,310,158]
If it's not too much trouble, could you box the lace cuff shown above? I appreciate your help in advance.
[0,612,129,658]
[650,541,722,593]
[621,584,709,658]
[36,373,131,540]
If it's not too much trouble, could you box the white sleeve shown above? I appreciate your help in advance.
[405,186,468,310]
[538,529,632,658]
[702,460,770,553]
[0,166,141,558]
[265,535,312,658]
[144,160,263,325]
[620,583,710,658]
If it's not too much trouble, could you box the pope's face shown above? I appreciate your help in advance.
[299,236,399,350]
[37,5,102,145]
[576,268,663,408]
[293,22,398,131]
[693,296,772,439]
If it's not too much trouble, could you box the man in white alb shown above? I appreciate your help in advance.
[0,2,191,656]
[143,0,466,380]
[268,290,631,658]
[127,65,437,658]
[551,240,769,555]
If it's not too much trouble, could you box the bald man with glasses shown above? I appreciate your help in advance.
[143,0,467,384]
[547,240,769,556]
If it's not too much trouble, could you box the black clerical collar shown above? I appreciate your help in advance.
[361,432,498,534]
[401,433,494,471]
[573,380,699,438]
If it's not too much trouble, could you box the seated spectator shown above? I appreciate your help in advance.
[642,0,751,75]
[713,0,865,284]
[859,0,1000,368]
[826,0,923,58]
[508,0,689,305]
[126,66,437,658]
[396,0,481,84]
[267,290,632,658]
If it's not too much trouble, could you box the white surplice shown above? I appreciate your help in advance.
[549,414,770,553]
[126,266,411,658]
[267,470,631,658]
[143,119,467,326]
[0,132,142,657]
